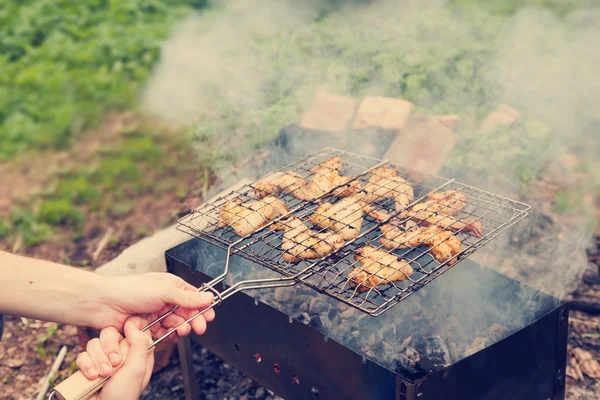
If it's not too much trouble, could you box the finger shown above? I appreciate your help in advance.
[76,352,98,380]
[163,313,192,337]
[102,318,152,399]
[204,308,216,323]
[160,286,214,309]
[85,338,113,378]
[190,314,207,336]
[100,327,123,367]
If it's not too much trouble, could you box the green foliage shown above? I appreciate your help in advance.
[10,208,52,246]
[450,0,594,17]
[0,0,202,161]
[0,218,10,239]
[38,199,84,227]
[552,190,585,215]
[53,176,102,206]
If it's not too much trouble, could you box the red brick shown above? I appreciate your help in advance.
[300,89,359,133]
[480,104,520,130]
[352,96,413,131]
[384,115,456,180]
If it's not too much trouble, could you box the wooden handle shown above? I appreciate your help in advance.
[53,336,150,400]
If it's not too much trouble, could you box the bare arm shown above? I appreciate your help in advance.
[0,250,105,327]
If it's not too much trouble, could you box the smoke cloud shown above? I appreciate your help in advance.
[143,0,599,368]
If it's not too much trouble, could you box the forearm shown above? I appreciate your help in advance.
[0,250,107,327]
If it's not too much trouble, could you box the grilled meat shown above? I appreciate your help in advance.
[426,189,466,216]
[253,171,306,199]
[309,197,364,240]
[349,246,414,292]
[358,167,414,213]
[272,217,345,263]
[218,196,288,237]
[295,157,361,200]
[408,201,483,238]
[380,224,461,265]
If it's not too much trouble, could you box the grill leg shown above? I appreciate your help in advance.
[178,336,200,400]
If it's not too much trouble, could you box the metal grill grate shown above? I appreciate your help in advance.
[177,148,530,316]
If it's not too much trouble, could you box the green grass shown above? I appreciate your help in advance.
[2,130,194,248]
[552,190,586,215]
[0,0,206,161]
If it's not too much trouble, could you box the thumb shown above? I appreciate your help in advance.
[161,286,214,309]
[100,317,151,400]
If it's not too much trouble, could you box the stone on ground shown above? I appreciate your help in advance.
[384,115,456,179]
[300,89,359,133]
[352,96,413,131]
[480,104,520,130]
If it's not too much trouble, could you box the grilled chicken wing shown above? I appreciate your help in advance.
[409,201,483,238]
[253,171,306,199]
[272,217,345,263]
[426,190,466,216]
[380,224,462,265]
[295,157,361,200]
[349,246,414,292]
[359,167,414,212]
[309,197,364,240]
[218,196,288,237]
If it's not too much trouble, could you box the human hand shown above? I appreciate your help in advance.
[79,316,155,400]
[83,272,215,377]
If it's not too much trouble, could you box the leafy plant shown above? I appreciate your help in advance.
[0,218,10,239]
[0,1,202,161]
[38,199,84,227]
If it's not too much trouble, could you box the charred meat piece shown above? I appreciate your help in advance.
[272,217,345,263]
[426,189,467,216]
[309,197,364,240]
[409,201,483,238]
[218,196,288,237]
[380,224,462,265]
[253,171,306,199]
[349,246,414,292]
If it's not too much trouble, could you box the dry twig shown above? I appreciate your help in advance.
[572,347,600,379]
[92,227,113,262]
[36,345,67,400]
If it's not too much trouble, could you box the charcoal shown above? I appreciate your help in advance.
[309,315,324,330]
[417,357,435,373]
[327,308,338,320]
[339,307,357,320]
[381,341,393,355]
[394,346,421,374]
[380,325,397,342]
[309,298,329,315]
[422,336,452,366]
[297,301,310,314]
[273,288,292,303]
[299,312,312,325]
[360,345,375,358]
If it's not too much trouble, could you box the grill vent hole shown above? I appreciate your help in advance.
[292,376,300,385]
[311,387,319,396]
[254,353,262,363]
[234,344,240,353]
[273,363,280,374]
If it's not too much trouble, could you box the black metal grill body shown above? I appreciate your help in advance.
[166,238,568,400]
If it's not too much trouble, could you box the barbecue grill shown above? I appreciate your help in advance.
[175,147,531,316]
[166,146,567,400]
